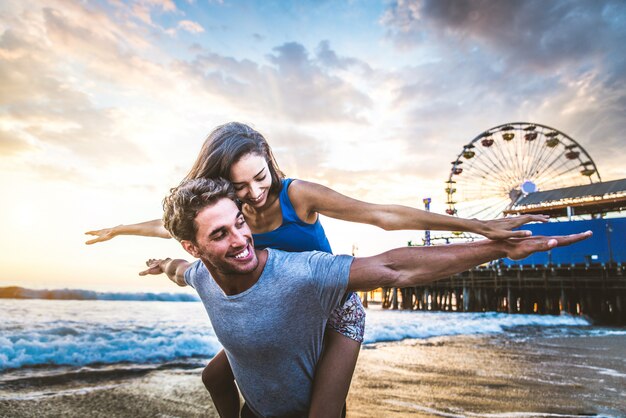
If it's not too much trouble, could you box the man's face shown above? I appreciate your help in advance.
[184,198,258,275]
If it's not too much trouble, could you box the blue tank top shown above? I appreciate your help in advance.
[252,178,333,253]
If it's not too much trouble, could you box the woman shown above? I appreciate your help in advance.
[86,122,545,417]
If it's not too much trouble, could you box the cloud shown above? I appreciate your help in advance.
[178,20,204,34]
[27,162,84,183]
[263,126,328,179]
[2,0,623,193]
[144,0,177,12]
[382,0,626,76]
[0,3,147,169]
[41,6,172,87]
[315,40,372,74]
[173,41,373,123]
[377,1,626,182]
[0,129,33,156]
[129,0,180,26]
[385,59,626,193]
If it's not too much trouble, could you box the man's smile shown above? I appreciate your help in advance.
[231,244,252,260]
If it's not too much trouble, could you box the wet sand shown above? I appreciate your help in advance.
[348,334,625,417]
[2,333,625,417]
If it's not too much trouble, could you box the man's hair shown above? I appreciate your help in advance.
[163,177,237,242]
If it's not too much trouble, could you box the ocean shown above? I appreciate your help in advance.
[0,288,618,373]
[1,289,625,417]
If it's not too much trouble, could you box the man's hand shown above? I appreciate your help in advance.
[139,258,171,276]
[478,214,549,240]
[139,258,190,286]
[504,231,592,260]
[85,226,120,245]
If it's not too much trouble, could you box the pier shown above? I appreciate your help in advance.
[374,175,626,325]
[391,123,626,325]
[379,263,626,325]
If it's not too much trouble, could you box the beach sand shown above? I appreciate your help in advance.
[2,333,625,417]
[348,334,625,417]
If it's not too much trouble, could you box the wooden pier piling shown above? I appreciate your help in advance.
[380,264,626,325]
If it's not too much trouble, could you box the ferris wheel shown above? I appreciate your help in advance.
[445,122,601,220]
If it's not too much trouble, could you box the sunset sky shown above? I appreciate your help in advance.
[1,0,625,292]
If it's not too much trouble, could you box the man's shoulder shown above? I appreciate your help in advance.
[184,259,207,286]
[266,248,334,262]
[264,248,319,276]
[187,259,205,272]
[266,248,352,275]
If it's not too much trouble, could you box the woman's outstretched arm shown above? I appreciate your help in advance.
[85,219,171,245]
[288,180,548,240]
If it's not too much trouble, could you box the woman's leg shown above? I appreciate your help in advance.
[308,329,360,418]
[308,292,366,418]
[202,349,240,418]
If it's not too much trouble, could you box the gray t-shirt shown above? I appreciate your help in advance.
[184,248,353,418]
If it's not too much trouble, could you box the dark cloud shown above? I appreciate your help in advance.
[315,40,371,74]
[380,1,625,174]
[266,42,311,78]
[172,41,373,123]
[382,0,626,77]
[383,14,625,170]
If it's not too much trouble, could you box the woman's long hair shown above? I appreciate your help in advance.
[184,122,285,195]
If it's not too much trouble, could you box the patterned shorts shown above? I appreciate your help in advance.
[327,292,366,343]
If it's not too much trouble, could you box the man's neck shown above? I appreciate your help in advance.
[204,249,268,296]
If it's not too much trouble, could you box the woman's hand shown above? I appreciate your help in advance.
[84,226,121,245]
[477,214,549,240]
[84,219,171,245]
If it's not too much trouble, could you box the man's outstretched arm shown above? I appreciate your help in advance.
[347,232,592,291]
[139,258,191,287]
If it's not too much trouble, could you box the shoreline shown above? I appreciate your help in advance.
[2,333,625,417]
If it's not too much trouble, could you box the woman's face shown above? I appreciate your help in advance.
[229,153,273,208]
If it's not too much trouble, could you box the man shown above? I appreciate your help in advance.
[140,177,591,418]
